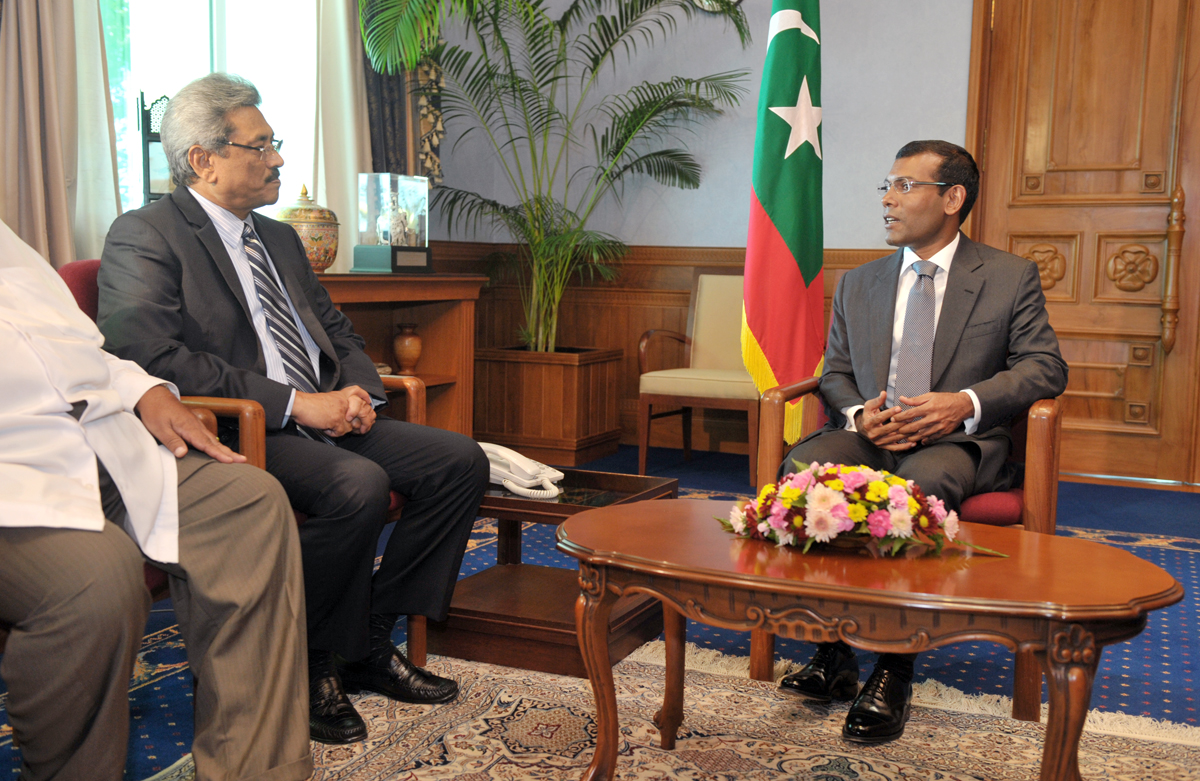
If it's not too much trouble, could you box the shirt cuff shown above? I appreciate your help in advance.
[282,388,296,427]
[961,389,982,435]
[842,404,865,432]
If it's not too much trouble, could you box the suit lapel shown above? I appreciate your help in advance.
[171,188,255,325]
[869,251,903,394]
[251,216,341,385]
[931,233,983,389]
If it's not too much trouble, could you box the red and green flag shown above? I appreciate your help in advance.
[742,0,824,444]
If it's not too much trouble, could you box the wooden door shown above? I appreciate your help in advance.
[971,0,1200,483]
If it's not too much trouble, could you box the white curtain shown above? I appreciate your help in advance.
[313,0,372,272]
[0,0,119,266]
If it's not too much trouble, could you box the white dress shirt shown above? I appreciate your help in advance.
[843,233,983,434]
[189,188,322,426]
[0,219,181,562]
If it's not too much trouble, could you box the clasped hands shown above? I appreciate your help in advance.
[292,385,377,437]
[854,390,974,451]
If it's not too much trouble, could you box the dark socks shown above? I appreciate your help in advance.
[876,652,916,683]
[367,613,400,662]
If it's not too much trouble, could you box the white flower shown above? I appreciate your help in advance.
[804,508,839,543]
[806,483,843,513]
[943,510,960,542]
[757,521,770,536]
[776,531,796,547]
[888,507,913,538]
[729,505,747,534]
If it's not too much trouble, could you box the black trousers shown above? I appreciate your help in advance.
[265,417,489,660]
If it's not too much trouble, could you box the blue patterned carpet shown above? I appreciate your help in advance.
[2,445,1198,779]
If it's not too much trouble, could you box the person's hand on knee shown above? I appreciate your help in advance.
[892,391,974,445]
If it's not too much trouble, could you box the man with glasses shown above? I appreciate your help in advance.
[775,140,1067,744]
[97,73,489,746]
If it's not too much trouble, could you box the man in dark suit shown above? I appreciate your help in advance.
[775,141,1067,744]
[98,73,489,745]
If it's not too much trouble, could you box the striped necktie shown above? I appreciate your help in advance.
[891,259,938,411]
[241,224,332,443]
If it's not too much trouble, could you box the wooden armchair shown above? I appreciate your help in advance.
[27,260,431,666]
[751,377,1064,722]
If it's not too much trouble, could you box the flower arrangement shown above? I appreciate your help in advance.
[719,462,1006,558]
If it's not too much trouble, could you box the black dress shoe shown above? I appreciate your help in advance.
[779,643,859,703]
[309,666,367,744]
[842,665,912,744]
[339,646,459,704]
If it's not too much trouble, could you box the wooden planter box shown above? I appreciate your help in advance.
[474,346,623,465]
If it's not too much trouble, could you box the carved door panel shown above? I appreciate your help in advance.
[974,0,1200,482]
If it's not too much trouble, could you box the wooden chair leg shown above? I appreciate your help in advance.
[1012,647,1043,722]
[746,401,759,488]
[681,406,693,461]
[638,396,652,475]
[407,614,427,667]
[749,629,775,681]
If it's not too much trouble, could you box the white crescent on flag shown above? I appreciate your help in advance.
[767,10,820,48]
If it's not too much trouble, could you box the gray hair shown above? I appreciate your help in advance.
[161,73,261,187]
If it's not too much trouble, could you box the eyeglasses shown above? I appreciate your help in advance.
[224,138,284,160]
[877,178,952,197]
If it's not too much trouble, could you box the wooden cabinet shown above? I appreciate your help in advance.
[320,274,487,435]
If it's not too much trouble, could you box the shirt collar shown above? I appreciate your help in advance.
[901,231,961,276]
[188,187,256,247]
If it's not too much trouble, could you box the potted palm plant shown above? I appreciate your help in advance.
[361,0,750,463]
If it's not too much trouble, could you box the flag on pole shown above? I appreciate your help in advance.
[742,0,824,445]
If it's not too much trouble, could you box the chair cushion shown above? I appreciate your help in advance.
[959,488,1024,526]
[639,368,760,400]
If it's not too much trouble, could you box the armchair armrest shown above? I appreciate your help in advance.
[637,329,690,374]
[180,397,266,469]
[380,375,427,426]
[1020,397,1062,535]
[756,377,821,489]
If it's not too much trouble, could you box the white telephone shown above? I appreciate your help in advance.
[480,443,564,499]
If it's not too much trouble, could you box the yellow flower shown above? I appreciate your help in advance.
[778,484,803,507]
[919,515,930,529]
[756,483,775,510]
[848,503,868,523]
[907,496,920,516]
[825,479,845,492]
[887,475,907,487]
[866,481,889,502]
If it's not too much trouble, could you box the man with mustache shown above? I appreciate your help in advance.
[98,73,489,745]
[775,141,1067,744]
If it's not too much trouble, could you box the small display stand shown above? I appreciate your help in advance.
[351,173,432,273]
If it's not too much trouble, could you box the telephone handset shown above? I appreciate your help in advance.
[480,443,564,499]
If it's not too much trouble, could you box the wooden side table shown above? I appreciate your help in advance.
[426,470,677,676]
[320,274,487,435]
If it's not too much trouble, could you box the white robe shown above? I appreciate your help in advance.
[0,219,180,562]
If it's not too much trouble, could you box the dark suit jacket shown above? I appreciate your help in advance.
[97,187,385,430]
[818,233,1068,492]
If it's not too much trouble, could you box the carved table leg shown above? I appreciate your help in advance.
[577,564,620,781]
[1040,625,1100,781]
[1012,646,1043,722]
[654,603,686,749]
[749,629,775,681]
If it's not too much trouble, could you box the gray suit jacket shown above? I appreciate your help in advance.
[97,187,384,430]
[818,233,1068,492]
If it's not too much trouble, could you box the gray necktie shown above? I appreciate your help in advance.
[891,259,937,410]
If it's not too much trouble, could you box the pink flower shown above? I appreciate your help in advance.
[866,509,891,538]
[804,508,839,542]
[787,470,815,492]
[888,484,910,508]
[840,471,868,493]
[806,483,843,514]
[768,500,790,530]
[943,510,960,542]
[927,496,948,524]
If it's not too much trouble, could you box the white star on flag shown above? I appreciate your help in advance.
[769,75,822,160]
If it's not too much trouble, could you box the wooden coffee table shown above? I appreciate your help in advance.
[426,469,677,676]
[556,499,1184,781]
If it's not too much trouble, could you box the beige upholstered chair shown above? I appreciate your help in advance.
[637,272,760,485]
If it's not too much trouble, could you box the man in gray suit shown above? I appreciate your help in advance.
[97,73,489,745]
[776,141,1067,744]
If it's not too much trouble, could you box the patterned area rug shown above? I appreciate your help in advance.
[149,654,1200,781]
